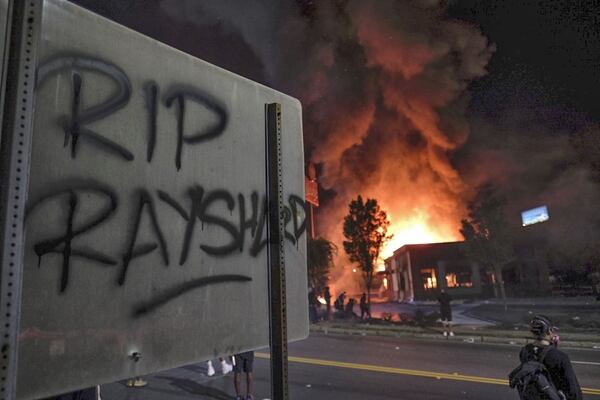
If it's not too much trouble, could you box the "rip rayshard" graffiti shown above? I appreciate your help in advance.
[26,54,306,316]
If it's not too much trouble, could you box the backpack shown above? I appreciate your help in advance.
[509,346,566,400]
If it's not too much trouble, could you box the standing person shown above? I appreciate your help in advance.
[233,351,255,400]
[206,357,233,377]
[308,287,319,323]
[345,298,357,318]
[335,291,346,311]
[437,288,454,337]
[510,315,582,400]
[324,286,332,315]
[359,292,371,319]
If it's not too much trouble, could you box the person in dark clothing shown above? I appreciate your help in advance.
[308,287,319,323]
[359,292,370,319]
[233,351,255,400]
[345,298,357,317]
[437,289,453,337]
[324,286,332,315]
[335,292,346,311]
[519,315,582,400]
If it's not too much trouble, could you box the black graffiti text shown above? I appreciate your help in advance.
[37,55,229,170]
[27,181,307,292]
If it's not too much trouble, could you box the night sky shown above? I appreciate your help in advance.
[450,0,600,123]
[69,0,600,270]
[72,1,600,125]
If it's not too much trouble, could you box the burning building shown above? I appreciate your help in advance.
[384,242,481,301]
[384,240,552,301]
[125,0,600,300]
[143,0,496,299]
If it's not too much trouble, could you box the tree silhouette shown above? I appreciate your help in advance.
[460,183,514,310]
[307,237,337,294]
[343,195,392,308]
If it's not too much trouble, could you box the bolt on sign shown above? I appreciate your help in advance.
[0,0,308,398]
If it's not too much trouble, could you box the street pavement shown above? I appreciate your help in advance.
[102,333,600,400]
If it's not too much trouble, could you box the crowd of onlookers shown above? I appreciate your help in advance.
[308,286,371,322]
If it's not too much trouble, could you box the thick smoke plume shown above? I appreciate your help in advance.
[158,0,495,294]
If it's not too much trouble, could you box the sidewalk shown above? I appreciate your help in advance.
[310,320,600,349]
[336,297,600,327]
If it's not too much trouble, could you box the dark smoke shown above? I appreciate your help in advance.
[71,0,600,289]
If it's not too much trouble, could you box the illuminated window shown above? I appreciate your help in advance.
[383,277,388,289]
[446,273,458,288]
[445,266,473,288]
[420,268,437,290]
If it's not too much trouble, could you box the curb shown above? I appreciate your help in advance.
[310,324,600,349]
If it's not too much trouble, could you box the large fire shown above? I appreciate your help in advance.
[161,1,493,296]
[380,212,460,262]
[326,207,462,295]
[150,1,498,300]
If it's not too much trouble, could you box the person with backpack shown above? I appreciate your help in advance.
[509,315,582,400]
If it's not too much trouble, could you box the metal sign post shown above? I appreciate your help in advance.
[266,103,289,400]
[0,0,41,398]
[0,1,307,397]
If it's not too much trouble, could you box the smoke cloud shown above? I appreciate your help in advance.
[157,0,495,294]
[70,0,600,294]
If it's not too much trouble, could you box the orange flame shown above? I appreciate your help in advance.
[381,212,460,261]
[303,1,493,297]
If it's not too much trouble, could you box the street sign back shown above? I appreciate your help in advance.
[4,0,309,398]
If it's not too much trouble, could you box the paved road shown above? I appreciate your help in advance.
[102,333,600,399]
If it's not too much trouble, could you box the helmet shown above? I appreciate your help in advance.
[529,315,553,338]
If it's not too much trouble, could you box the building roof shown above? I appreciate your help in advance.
[387,241,466,263]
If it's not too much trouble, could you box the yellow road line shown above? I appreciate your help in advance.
[255,352,600,396]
